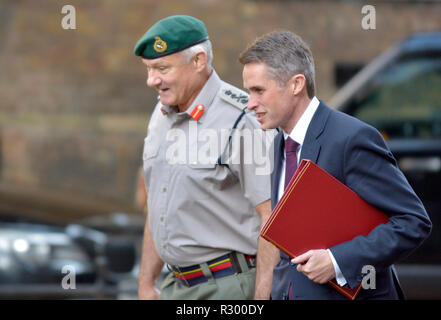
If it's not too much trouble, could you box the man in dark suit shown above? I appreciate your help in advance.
[239,30,432,300]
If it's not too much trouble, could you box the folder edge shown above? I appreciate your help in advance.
[261,161,311,236]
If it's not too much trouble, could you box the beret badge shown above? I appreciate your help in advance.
[153,36,167,53]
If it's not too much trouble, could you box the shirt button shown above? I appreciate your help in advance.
[162,244,167,249]
[162,187,167,192]
[160,217,164,222]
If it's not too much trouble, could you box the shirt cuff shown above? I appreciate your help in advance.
[327,249,347,287]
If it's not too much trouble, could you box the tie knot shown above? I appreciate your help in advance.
[285,137,299,154]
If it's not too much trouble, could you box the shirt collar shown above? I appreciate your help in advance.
[183,69,220,123]
[283,96,320,146]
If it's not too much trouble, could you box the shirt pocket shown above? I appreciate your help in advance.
[182,163,218,200]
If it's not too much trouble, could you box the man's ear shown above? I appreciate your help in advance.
[193,51,208,72]
[291,74,306,96]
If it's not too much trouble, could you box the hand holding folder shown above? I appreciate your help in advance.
[260,160,389,299]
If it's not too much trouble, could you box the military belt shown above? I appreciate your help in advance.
[169,252,256,287]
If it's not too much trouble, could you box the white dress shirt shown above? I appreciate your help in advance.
[277,96,347,287]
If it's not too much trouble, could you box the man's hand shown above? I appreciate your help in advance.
[291,249,335,284]
[138,285,160,300]
[138,212,164,300]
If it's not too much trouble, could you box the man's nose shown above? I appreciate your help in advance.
[247,95,258,111]
[146,72,161,88]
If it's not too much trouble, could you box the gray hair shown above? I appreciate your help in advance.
[239,30,315,98]
[179,39,213,68]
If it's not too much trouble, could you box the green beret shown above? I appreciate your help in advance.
[134,15,209,59]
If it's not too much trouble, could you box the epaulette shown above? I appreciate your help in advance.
[218,88,248,111]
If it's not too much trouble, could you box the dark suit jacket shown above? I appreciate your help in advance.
[270,101,432,300]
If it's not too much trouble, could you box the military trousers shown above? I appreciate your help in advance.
[159,254,256,300]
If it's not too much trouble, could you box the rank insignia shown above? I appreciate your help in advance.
[219,88,248,111]
[160,106,168,115]
[190,104,204,121]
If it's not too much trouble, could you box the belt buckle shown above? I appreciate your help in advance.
[247,255,257,268]
[230,252,257,272]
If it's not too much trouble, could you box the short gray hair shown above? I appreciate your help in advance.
[239,30,315,98]
[179,39,213,68]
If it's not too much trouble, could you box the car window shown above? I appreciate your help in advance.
[352,56,441,139]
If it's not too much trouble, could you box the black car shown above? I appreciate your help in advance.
[330,31,441,299]
[0,213,142,299]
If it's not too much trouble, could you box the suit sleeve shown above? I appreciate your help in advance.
[329,125,432,289]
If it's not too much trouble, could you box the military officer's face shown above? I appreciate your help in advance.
[142,53,200,110]
[243,62,296,132]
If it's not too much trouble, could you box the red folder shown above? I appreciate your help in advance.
[260,159,389,300]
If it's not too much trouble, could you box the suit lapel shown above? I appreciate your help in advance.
[300,100,331,163]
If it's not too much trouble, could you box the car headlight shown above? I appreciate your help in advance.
[11,238,52,267]
[13,239,30,253]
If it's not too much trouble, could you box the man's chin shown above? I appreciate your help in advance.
[260,122,276,131]
[159,97,175,107]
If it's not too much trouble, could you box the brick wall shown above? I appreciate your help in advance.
[0,0,440,220]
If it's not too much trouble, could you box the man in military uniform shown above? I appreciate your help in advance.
[134,15,275,300]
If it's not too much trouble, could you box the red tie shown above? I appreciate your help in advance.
[285,137,299,300]
[284,137,299,190]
